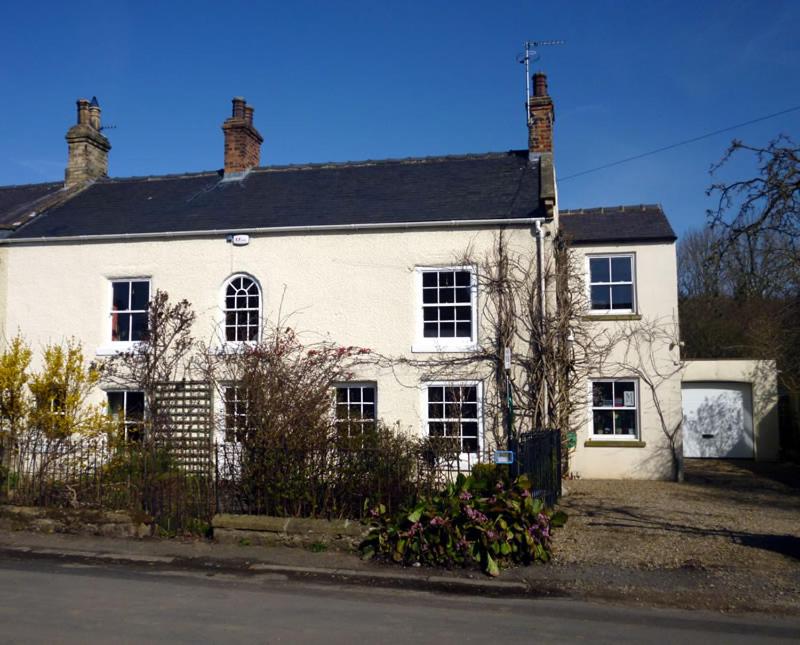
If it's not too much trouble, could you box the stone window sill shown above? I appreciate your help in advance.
[581,314,642,322]
[584,440,647,448]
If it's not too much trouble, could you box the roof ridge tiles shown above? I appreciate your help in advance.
[560,203,662,215]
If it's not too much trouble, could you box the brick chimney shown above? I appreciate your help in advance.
[65,96,111,188]
[528,72,555,157]
[222,97,263,175]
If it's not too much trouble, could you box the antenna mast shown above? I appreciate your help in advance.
[518,40,564,126]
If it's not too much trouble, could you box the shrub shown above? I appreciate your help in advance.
[360,473,567,577]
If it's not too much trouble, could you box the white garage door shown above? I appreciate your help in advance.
[682,382,754,459]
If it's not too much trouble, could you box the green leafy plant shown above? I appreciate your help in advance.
[360,473,567,577]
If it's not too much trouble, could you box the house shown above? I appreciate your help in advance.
[0,76,778,479]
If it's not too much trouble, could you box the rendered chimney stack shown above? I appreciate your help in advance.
[222,97,263,175]
[65,95,111,188]
[528,72,555,156]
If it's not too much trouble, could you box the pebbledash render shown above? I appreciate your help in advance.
[0,76,690,479]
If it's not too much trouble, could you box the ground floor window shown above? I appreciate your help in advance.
[425,383,481,453]
[223,385,250,443]
[107,390,145,441]
[590,379,638,437]
[334,384,377,437]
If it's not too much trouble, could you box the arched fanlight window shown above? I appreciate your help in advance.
[224,275,261,342]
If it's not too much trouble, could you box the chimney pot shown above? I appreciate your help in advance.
[244,105,254,125]
[533,72,548,97]
[232,96,246,119]
[76,99,90,126]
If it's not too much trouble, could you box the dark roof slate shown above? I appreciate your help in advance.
[8,151,544,239]
[0,182,63,229]
[559,205,676,244]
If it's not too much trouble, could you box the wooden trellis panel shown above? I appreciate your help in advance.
[152,380,213,474]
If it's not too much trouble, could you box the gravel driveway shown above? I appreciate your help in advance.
[549,460,800,614]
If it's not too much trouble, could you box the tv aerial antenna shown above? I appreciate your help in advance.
[517,40,564,126]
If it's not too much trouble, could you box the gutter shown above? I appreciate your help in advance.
[0,216,549,245]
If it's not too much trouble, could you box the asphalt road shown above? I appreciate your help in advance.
[0,556,798,644]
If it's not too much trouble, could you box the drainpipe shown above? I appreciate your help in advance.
[534,219,549,428]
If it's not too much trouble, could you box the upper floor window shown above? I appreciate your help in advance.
[588,255,635,313]
[415,267,477,352]
[334,383,377,437]
[107,390,145,441]
[224,275,261,342]
[111,279,150,342]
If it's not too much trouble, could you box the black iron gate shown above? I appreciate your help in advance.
[510,429,562,506]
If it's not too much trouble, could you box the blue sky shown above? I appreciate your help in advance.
[1,0,798,237]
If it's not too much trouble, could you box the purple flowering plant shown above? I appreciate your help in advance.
[360,468,567,577]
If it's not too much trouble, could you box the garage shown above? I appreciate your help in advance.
[682,382,754,459]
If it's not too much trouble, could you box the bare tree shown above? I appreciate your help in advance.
[104,290,196,435]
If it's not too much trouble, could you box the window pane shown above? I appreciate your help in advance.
[455,287,471,303]
[362,403,375,420]
[336,388,348,403]
[112,282,129,311]
[422,272,437,287]
[130,313,148,341]
[462,436,479,453]
[116,314,131,342]
[107,392,124,416]
[439,306,455,322]
[461,402,477,418]
[226,295,236,309]
[455,306,471,320]
[126,392,145,420]
[611,257,632,282]
[591,285,611,309]
[423,307,437,322]
[615,410,637,435]
[439,272,455,287]
[611,285,633,310]
[130,281,150,311]
[349,387,361,403]
[439,322,455,337]
[247,295,259,309]
[422,289,437,304]
[456,322,472,338]
[616,381,636,407]
[455,271,471,286]
[428,403,443,419]
[428,422,444,436]
[362,387,375,403]
[593,410,614,435]
[592,382,613,407]
[439,288,455,303]
[428,387,443,403]
[444,402,461,418]
[423,322,438,338]
[463,386,477,403]
[589,258,610,283]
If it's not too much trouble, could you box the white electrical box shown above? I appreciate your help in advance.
[231,234,250,246]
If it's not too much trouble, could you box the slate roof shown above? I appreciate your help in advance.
[0,182,63,231]
[5,151,545,239]
[559,205,676,244]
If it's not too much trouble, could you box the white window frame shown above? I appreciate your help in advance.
[106,389,146,441]
[588,378,640,440]
[220,273,263,346]
[413,266,478,353]
[97,277,151,356]
[333,382,378,437]
[421,380,484,460]
[585,254,636,314]
[221,384,249,444]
